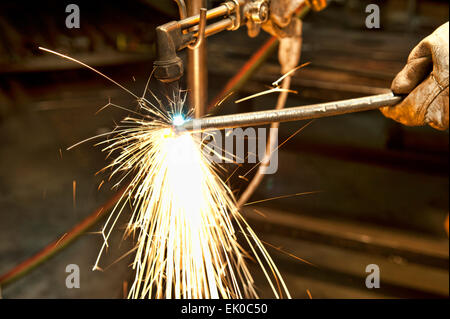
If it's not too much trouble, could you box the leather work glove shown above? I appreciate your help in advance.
[261,0,327,38]
[381,22,449,130]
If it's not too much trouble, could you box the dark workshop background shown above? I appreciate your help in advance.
[0,0,448,298]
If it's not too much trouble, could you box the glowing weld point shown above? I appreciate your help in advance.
[172,114,185,126]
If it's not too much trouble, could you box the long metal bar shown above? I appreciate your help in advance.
[203,18,234,37]
[189,18,233,40]
[187,0,208,118]
[181,92,402,131]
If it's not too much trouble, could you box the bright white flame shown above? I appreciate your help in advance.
[172,114,185,126]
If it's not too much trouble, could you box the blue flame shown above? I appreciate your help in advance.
[172,114,185,126]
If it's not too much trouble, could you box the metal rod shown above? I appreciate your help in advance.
[180,4,228,28]
[174,0,187,19]
[203,18,233,37]
[188,8,207,49]
[190,18,233,39]
[179,0,243,29]
[181,92,402,131]
[187,0,208,118]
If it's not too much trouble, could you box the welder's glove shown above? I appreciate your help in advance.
[380,22,449,130]
[261,0,326,38]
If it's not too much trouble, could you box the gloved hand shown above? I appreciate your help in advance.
[381,22,449,130]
